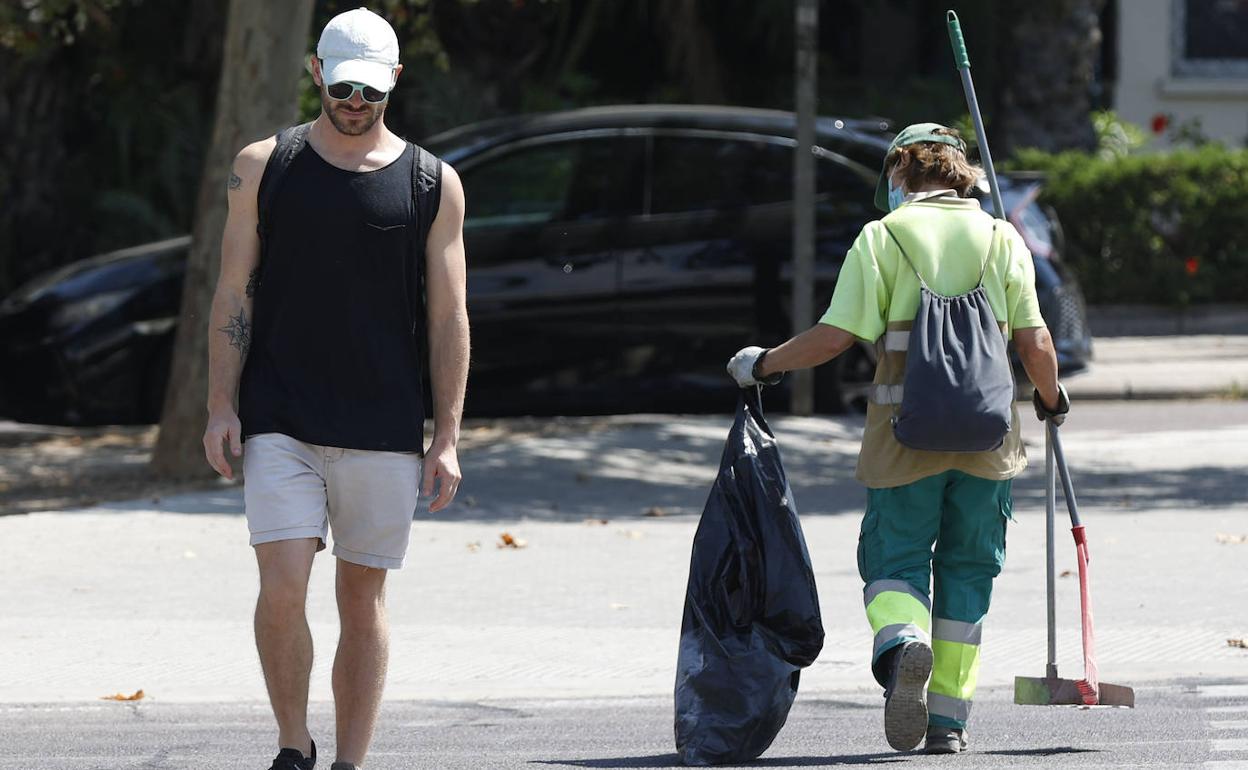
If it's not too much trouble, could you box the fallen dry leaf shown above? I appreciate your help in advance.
[1229,638,1247,649]
[644,506,667,517]
[1059,569,1073,578]
[101,689,144,702]
[466,541,481,553]
[498,532,528,549]
[1216,533,1248,545]
[583,518,609,526]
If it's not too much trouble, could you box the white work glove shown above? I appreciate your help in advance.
[726,346,783,388]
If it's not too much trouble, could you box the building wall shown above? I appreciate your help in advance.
[1115,0,1248,148]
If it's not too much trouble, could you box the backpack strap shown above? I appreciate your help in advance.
[255,121,312,253]
[881,224,929,291]
[883,221,1000,291]
[407,143,443,352]
[974,223,999,288]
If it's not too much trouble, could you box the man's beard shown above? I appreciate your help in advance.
[321,91,385,136]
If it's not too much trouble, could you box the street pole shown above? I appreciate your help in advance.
[791,0,818,416]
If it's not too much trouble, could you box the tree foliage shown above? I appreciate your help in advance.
[1,0,1109,299]
[0,0,224,296]
[1013,145,1248,305]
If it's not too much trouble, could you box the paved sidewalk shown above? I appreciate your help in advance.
[2,402,1246,705]
[1068,335,1248,400]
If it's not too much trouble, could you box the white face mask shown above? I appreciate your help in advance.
[887,180,905,211]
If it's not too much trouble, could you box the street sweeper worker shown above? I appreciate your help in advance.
[727,123,1070,755]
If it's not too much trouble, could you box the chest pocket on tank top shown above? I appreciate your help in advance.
[359,220,409,288]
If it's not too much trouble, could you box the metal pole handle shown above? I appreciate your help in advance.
[1045,416,1058,678]
[946,10,1006,220]
[1047,421,1084,529]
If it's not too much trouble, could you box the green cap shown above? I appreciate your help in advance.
[873,122,967,213]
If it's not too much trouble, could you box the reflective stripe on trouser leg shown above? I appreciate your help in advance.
[928,617,982,728]
[864,579,932,664]
[928,473,1010,729]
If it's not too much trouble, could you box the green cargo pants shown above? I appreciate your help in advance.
[857,470,1012,730]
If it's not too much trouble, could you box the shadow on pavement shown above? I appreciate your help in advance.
[19,412,1245,522]
[981,747,1101,757]
[1009,465,1248,512]
[530,753,908,768]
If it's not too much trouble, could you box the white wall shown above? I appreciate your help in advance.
[1115,0,1248,148]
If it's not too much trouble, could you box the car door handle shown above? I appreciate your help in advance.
[544,255,606,271]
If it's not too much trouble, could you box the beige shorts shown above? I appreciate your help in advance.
[243,432,422,569]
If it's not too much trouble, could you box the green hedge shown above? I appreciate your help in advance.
[1009,145,1248,306]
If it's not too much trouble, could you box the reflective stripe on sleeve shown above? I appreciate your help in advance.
[869,384,904,405]
[884,330,910,352]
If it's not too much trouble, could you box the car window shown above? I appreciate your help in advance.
[650,137,757,214]
[814,157,877,261]
[816,157,874,198]
[748,143,799,206]
[650,137,879,216]
[461,137,642,229]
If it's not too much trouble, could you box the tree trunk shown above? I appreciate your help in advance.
[996,0,1107,154]
[655,0,727,104]
[150,0,314,478]
[0,50,78,296]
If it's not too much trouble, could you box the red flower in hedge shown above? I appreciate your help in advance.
[1152,113,1169,134]
[1185,257,1199,276]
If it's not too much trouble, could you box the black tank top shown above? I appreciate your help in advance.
[239,142,425,452]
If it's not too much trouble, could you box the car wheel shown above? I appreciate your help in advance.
[818,340,877,414]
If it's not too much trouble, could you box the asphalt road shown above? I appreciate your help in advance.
[2,679,1247,769]
[3,401,1247,769]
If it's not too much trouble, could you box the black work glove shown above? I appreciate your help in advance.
[1033,382,1070,426]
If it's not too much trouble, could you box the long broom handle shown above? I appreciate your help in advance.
[1045,418,1058,678]
[1048,421,1085,529]
[947,11,1006,220]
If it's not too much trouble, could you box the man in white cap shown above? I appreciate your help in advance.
[201,7,469,769]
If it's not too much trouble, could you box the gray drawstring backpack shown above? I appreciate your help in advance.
[884,223,1014,452]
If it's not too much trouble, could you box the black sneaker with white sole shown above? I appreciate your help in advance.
[882,640,933,751]
[268,739,315,770]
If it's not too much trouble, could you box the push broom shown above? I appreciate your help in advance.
[945,10,1134,709]
[1013,420,1135,708]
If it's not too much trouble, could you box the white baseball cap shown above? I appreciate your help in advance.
[316,7,399,93]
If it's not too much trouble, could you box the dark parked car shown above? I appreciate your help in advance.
[0,106,1091,425]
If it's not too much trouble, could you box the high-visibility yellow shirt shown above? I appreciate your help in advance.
[819,193,1046,489]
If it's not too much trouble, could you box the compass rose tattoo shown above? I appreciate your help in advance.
[219,308,251,358]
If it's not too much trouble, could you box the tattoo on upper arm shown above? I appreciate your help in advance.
[218,308,251,358]
[228,172,242,190]
[245,268,260,298]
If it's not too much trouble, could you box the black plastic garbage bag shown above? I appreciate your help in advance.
[674,388,825,766]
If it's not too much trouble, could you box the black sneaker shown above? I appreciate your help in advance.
[269,739,316,770]
[329,764,358,770]
[882,640,933,751]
